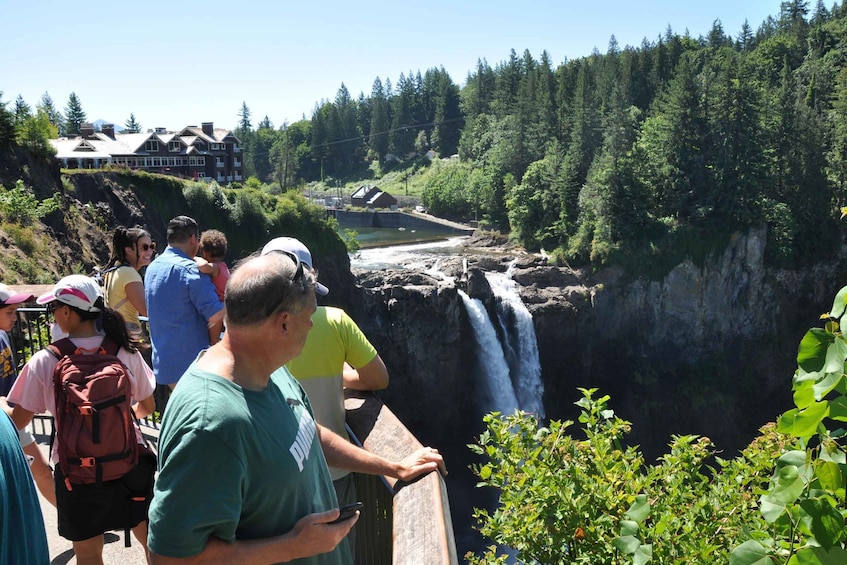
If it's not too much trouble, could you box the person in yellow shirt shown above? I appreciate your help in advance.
[103,225,155,340]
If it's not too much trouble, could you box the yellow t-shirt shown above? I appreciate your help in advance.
[104,265,143,334]
[285,306,377,480]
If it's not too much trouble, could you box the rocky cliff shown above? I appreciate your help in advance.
[350,228,847,460]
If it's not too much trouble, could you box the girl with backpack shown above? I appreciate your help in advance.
[7,274,156,565]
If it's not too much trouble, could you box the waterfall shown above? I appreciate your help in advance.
[458,290,520,415]
[484,268,546,419]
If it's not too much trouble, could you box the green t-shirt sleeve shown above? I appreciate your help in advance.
[148,428,245,558]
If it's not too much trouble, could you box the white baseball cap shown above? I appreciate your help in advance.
[261,237,329,295]
[0,284,34,307]
[36,275,103,312]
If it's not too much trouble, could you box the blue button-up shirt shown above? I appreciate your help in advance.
[145,246,224,385]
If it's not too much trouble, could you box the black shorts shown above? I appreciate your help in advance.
[54,449,157,542]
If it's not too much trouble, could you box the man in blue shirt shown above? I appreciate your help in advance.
[145,216,224,411]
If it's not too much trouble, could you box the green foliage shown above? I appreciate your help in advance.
[728,283,847,564]
[340,227,360,253]
[0,180,59,225]
[468,389,791,564]
[421,160,472,217]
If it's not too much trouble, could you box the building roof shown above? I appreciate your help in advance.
[49,124,240,160]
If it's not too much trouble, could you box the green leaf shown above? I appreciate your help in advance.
[761,464,805,522]
[612,535,640,555]
[788,545,847,564]
[798,329,835,373]
[829,397,847,422]
[633,543,652,565]
[619,520,639,537]
[792,401,829,438]
[778,451,808,468]
[813,372,845,401]
[800,497,845,550]
[625,494,651,523]
[730,540,773,565]
[794,380,816,409]
[829,285,847,319]
[823,337,847,375]
[778,409,799,434]
[813,460,844,494]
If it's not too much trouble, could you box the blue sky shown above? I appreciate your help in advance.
[2,0,781,132]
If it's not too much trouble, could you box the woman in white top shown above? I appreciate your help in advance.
[7,275,156,564]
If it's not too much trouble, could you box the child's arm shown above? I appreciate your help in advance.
[194,257,220,277]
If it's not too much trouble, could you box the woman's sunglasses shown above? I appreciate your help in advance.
[138,242,156,252]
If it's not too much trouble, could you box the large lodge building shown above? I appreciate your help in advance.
[50,122,243,184]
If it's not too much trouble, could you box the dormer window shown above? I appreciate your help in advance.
[169,141,181,152]
[145,140,159,152]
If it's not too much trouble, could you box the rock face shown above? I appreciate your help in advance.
[350,227,847,460]
[349,270,475,446]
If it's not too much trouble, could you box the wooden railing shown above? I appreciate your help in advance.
[10,298,457,564]
[345,389,458,565]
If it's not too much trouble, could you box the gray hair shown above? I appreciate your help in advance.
[224,252,316,326]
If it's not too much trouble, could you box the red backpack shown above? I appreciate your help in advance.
[48,337,139,489]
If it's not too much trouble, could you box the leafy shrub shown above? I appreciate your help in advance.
[0,180,58,225]
[468,389,790,564]
[728,285,847,564]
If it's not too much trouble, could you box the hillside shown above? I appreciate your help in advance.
[0,149,355,307]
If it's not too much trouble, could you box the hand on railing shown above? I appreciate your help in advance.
[395,447,447,483]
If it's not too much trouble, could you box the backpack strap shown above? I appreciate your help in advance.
[46,337,77,360]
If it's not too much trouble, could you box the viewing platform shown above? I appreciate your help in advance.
[9,301,457,564]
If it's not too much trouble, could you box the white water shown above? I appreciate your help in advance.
[485,269,546,418]
[354,242,545,418]
[350,237,468,270]
[458,290,520,415]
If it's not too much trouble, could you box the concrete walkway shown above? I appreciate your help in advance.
[30,416,157,564]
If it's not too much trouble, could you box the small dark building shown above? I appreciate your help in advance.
[351,184,398,209]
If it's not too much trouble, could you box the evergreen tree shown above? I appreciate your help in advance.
[37,92,63,135]
[124,113,142,133]
[431,68,463,157]
[738,20,755,51]
[237,101,252,134]
[13,95,31,127]
[389,73,416,157]
[0,92,16,149]
[369,78,390,161]
[63,92,87,136]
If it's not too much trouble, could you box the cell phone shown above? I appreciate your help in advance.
[328,501,363,524]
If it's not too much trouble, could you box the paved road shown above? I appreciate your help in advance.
[30,417,157,564]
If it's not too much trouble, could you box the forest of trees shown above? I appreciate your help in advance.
[229,0,847,270]
[4,1,847,271]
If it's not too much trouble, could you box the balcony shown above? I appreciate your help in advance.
[10,298,457,564]
[233,159,242,167]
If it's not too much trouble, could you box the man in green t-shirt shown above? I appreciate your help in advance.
[148,251,445,564]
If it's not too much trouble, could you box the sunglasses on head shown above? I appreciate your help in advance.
[139,242,156,252]
[263,250,306,317]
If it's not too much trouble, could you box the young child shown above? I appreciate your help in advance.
[0,284,57,507]
[194,229,229,344]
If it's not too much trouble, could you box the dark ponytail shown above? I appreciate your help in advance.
[71,297,139,353]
